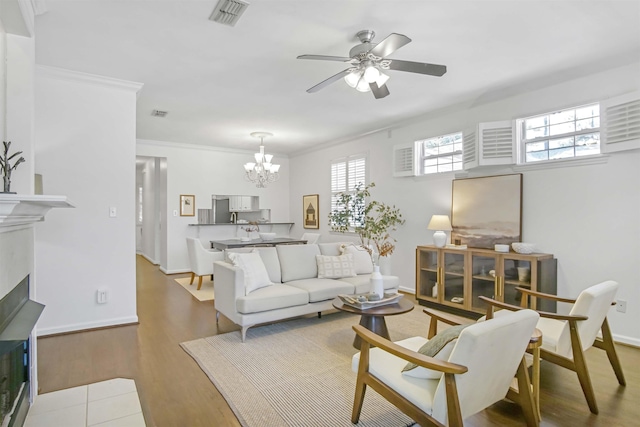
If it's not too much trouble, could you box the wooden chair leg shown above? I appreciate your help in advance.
[352,342,370,424]
[443,373,463,427]
[197,276,203,290]
[569,321,598,414]
[515,357,539,426]
[189,272,195,285]
[600,318,626,386]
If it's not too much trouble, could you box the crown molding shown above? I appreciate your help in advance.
[36,65,144,96]
[136,138,289,158]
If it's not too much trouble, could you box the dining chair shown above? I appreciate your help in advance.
[481,280,625,414]
[185,237,224,290]
[300,232,320,244]
[351,309,540,426]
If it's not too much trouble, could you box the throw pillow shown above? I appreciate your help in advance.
[228,251,272,295]
[340,244,373,275]
[316,254,356,279]
[401,324,470,379]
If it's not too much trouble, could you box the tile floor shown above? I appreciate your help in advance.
[25,378,146,427]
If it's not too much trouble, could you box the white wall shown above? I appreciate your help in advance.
[34,67,142,335]
[136,140,290,273]
[289,62,640,345]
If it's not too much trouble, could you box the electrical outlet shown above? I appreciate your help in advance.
[616,300,627,313]
[97,289,108,304]
[109,207,117,218]
[173,210,178,217]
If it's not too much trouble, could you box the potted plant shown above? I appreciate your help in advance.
[328,182,404,297]
[0,141,25,194]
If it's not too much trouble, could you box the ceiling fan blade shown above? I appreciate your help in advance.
[370,82,390,99]
[297,54,353,62]
[369,33,411,58]
[388,59,447,76]
[306,68,352,93]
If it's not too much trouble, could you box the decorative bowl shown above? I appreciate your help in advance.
[512,242,537,254]
[259,232,276,241]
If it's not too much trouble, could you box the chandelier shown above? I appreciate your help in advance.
[244,132,280,188]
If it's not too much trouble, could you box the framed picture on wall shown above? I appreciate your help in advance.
[180,194,195,216]
[303,194,319,229]
[451,174,522,248]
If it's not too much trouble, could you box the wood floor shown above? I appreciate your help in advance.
[37,255,639,427]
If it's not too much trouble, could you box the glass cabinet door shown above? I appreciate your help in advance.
[470,253,497,313]
[501,255,532,307]
[417,249,439,301]
[441,251,465,308]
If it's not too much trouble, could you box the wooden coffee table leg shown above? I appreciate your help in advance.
[353,314,391,350]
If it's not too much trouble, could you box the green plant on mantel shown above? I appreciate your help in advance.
[328,182,405,263]
[0,141,25,194]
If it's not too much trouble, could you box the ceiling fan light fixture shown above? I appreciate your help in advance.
[363,65,380,83]
[355,75,371,92]
[344,70,361,88]
[375,71,390,87]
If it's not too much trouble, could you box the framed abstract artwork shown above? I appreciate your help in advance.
[451,174,522,248]
[303,194,319,229]
[180,194,195,216]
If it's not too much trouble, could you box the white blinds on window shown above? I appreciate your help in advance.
[331,155,366,215]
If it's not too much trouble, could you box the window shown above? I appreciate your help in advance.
[518,103,600,163]
[417,132,463,174]
[330,154,366,227]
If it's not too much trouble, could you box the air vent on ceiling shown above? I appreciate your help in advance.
[209,0,249,27]
[151,110,168,118]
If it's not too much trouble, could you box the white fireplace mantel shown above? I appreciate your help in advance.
[0,195,74,228]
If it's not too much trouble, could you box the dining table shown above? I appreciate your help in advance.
[210,237,307,250]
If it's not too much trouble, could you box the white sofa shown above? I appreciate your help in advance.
[213,242,400,341]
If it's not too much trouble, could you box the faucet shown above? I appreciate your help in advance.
[230,212,237,224]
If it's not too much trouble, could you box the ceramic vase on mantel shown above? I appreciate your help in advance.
[370,265,384,299]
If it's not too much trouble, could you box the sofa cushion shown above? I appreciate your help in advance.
[277,244,321,282]
[316,254,356,279]
[285,278,355,303]
[339,274,400,294]
[228,251,272,295]
[236,284,309,314]
[340,244,373,274]
[318,242,344,256]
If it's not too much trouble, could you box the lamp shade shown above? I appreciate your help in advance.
[427,215,452,231]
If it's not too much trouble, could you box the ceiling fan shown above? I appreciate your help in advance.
[297,30,447,99]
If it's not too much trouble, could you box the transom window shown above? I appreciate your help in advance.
[417,132,463,174]
[519,103,600,163]
[330,154,366,227]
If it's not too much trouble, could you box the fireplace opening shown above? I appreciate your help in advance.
[0,276,44,427]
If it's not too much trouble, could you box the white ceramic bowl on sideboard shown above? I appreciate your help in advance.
[259,232,276,241]
[512,242,537,254]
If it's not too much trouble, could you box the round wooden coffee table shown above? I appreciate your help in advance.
[332,297,414,349]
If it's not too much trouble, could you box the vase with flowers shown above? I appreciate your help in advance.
[328,182,404,297]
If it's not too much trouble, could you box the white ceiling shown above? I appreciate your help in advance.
[35,0,640,156]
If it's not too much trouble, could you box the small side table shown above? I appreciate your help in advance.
[332,297,414,350]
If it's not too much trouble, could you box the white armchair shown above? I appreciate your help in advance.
[351,309,540,426]
[485,280,625,415]
[186,237,224,290]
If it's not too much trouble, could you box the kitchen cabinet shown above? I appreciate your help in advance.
[416,245,557,316]
[229,195,257,212]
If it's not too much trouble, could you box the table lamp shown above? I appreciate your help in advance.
[427,215,452,248]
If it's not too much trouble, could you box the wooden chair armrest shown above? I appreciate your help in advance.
[423,308,468,326]
[478,296,588,321]
[352,325,468,375]
[515,287,576,304]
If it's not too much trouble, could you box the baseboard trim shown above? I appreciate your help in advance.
[36,316,139,337]
[160,267,190,275]
[398,285,415,294]
[139,253,158,265]
[612,333,640,348]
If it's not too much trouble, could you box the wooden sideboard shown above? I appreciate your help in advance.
[416,245,557,317]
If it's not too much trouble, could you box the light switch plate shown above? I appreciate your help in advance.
[109,207,117,217]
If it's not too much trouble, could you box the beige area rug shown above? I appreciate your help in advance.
[174,277,214,301]
[181,303,434,427]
